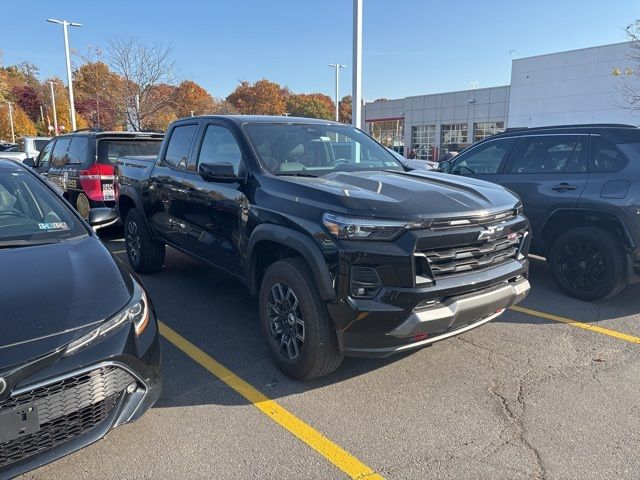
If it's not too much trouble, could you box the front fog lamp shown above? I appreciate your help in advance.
[65,287,150,356]
[323,212,428,241]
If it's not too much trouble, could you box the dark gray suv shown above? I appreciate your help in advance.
[441,124,640,300]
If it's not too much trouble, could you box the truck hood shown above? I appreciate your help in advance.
[0,235,133,367]
[273,170,520,220]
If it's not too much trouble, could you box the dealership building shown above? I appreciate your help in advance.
[363,42,640,160]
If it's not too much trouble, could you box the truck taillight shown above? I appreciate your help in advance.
[79,163,115,201]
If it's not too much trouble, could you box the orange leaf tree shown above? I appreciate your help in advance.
[226,79,288,115]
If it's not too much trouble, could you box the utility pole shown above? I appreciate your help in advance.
[328,64,347,122]
[47,81,58,135]
[352,0,362,128]
[6,102,15,144]
[47,18,83,131]
[39,105,45,124]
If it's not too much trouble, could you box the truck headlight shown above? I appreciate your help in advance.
[65,282,150,356]
[322,212,431,241]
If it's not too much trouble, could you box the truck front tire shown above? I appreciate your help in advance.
[259,258,343,380]
[125,209,165,274]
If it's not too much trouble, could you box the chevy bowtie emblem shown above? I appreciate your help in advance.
[0,377,6,396]
[478,225,504,241]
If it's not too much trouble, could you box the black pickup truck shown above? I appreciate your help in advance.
[115,116,531,379]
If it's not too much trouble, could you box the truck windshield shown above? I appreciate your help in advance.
[243,123,404,176]
[0,169,86,246]
[97,139,162,165]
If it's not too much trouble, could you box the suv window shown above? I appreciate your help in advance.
[451,138,515,175]
[164,124,197,169]
[509,135,587,174]
[51,138,71,167]
[66,136,89,164]
[197,125,243,175]
[36,141,54,169]
[590,135,628,173]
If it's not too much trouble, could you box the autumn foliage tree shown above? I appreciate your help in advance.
[286,93,334,119]
[173,80,218,118]
[226,79,288,115]
[0,103,36,141]
[339,95,352,124]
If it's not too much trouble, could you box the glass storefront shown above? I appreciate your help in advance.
[411,125,436,160]
[474,121,505,141]
[368,120,404,152]
[441,123,469,157]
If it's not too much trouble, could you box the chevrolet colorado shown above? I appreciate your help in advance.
[115,116,530,379]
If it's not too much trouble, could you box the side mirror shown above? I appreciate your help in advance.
[439,159,452,173]
[88,207,118,229]
[198,162,238,183]
[23,157,35,167]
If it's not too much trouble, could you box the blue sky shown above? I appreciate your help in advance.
[0,0,637,101]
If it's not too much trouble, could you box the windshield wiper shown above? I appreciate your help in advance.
[275,172,318,178]
[0,238,60,249]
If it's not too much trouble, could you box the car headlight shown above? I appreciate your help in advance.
[322,212,431,241]
[65,282,150,356]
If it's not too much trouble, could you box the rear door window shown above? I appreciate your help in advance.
[51,138,71,167]
[163,125,197,169]
[589,135,629,173]
[509,135,587,174]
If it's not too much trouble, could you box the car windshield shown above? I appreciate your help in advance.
[97,139,163,165]
[0,167,87,246]
[243,123,404,176]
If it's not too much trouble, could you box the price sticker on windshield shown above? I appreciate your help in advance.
[38,222,69,230]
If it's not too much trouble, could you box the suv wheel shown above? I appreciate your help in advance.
[125,209,165,273]
[259,258,343,380]
[548,227,625,301]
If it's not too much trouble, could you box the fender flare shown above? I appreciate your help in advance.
[246,224,336,301]
[116,185,145,222]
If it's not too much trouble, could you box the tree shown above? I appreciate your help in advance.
[73,61,123,129]
[286,93,334,119]
[339,95,352,124]
[105,36,180,130]
[173,80,216,118]
[12,84,41,122]
[614,20,640,111]
[0,103,37,141]
[226,79,288,115]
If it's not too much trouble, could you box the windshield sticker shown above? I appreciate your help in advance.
[38,222,70,230]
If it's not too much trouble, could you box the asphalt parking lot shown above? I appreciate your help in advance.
[21,229,640,480]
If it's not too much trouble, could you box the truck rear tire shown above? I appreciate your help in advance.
[259,258,343,380]
[125,209,165,274]
[548,226,625,301]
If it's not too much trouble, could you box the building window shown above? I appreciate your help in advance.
[474,121,505,142]
[441,123,468,150]
[411,125,436,160]
[368,119,404,151]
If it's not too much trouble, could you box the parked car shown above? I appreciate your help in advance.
[0,158,161,478]
[0,136,51,162]
[386,147,438,170]
[440,123,640,300]
[25,129,163,221]
[116,115,530,380]
[0,143,18,152]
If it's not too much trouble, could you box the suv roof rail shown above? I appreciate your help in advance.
[504,123,638,132]
[72,127,104,133]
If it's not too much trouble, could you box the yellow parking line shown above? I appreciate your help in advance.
[510,305,640,344]
[158,321,383,480]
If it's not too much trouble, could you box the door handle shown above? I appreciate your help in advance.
[551,183,577,192]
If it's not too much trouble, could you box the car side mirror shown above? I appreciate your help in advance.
[23,157,35,167]
[88,208,118,229]
[198,162,239,183]
[439,159,452,173]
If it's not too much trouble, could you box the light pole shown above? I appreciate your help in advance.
[5,102,15,144]
[328,64,347,122]
[352,0,362,128]
[47,81,59,135]
[47,18,82,131]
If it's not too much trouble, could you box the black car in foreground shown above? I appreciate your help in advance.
[116,115,530,380]
[0,158,161,478]
[440,124,640,300]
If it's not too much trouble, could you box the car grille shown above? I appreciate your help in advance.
[0,366,134,469]
[430,209,517,230]
[417,232,523,280]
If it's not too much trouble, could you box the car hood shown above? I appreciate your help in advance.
[272,170,520,220]
[0,235,133,367]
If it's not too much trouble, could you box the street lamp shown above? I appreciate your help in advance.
[47,81,59,135]
[5,102,15,144]
[352,0,362,128]
[47,18,83,131]
[328,64,347,122]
